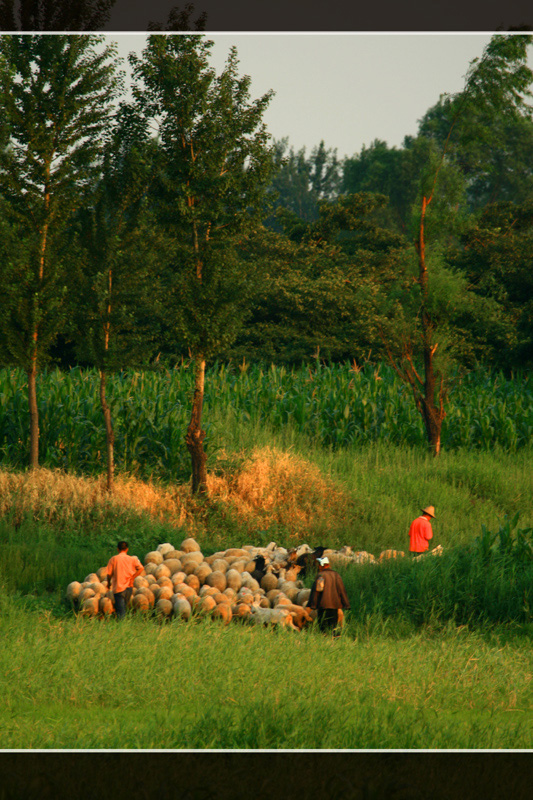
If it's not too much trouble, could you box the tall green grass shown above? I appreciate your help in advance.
[1,363,532,480]
[0,512,183,605]
[340,547,533,631]
[2,512,532,631]
[0,603,531,749]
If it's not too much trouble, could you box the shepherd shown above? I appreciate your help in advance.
[308,556,350,635]
[408,505,436,557]
[106,541,144,619]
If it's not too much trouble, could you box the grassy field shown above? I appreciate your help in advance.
[1,364,532,750]
[0,600,532,749]
[1,443,532,749]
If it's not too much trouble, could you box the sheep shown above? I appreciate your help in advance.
[260,571,278,592]
[225,569,242,592]
[212,602,232,625]
[199,585,219,598]
[80,597,99,617]
[229,560,248,574]
[132,593,151,613]
[277,602,313,630]
[248,605,299,631]
[194,563,212,583]
[65,581,82,603]
[144,551,163,566]
[211,558,229,573]
[181,560,199,576]
[185,573,201,592]
[163,549,183,561]
[68,537,425,630]
[282,564,303,583]
[163,558,183,575]
[414,544,444,561]
[172,595,192,620]
[205,571,227,592]
[171,571,187,588]
[379,549,405,562]
[155,598,173,618]
[180,537,201,553]
[99,596,115,616]
[198,595,217,614]
[154,563,172,581]
[156,543,175,556]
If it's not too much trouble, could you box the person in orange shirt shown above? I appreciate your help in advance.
[106,541,144,619]
[408,506,435,556]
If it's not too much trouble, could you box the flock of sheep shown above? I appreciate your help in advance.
[66,537,443,630]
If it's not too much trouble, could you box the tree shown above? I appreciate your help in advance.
[226,193,410,365]
[342,139,416,234]
[267,138,342,229]
[450,200,533,368]
[0,34,123,468]
[381,34,533,455]
[74,107,166,491]
[131,35,275,494]
[418,58,533,211]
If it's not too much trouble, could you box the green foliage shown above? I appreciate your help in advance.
[419,34,533,210]
[0,510,180,599]
[450,200,533,368]
[342,136,469,243]
[267,137,342,228]
[475,513,533,563]
[0,34,123,372]
[131,34,276,362]
[341,536,533,628]
[0,364,532,480]
[227,195,410,365]
[385,249,515,371]
[74,106,167,373]
[343,35,533,237]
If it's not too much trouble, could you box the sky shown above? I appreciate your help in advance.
[111,33,522,160]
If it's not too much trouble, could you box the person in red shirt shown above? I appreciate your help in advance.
[107,541,144,619]
[408,506,435,556]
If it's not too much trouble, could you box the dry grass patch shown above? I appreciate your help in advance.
[0,467,190,527]
[0,447,353,539]
[208,447,354,536]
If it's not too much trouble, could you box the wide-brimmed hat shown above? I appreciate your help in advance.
[421,505,436,518]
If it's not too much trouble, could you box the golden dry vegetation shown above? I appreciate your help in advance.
[0,447,354,540]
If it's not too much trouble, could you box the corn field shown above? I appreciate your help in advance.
[0,363,532,480]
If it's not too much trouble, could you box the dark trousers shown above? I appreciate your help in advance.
[114,587,132,619]
[317,608,339,631]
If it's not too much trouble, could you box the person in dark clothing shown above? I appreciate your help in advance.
[250,555,266,585]
[308,556,350,634]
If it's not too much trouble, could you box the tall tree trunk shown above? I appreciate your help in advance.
[185,354,208,495]
[27,362,39,469]
[99,369,114,492]
[27,171,51,469]
[418,196,444,456]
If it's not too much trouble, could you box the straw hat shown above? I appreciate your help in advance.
[421,505,436,518]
